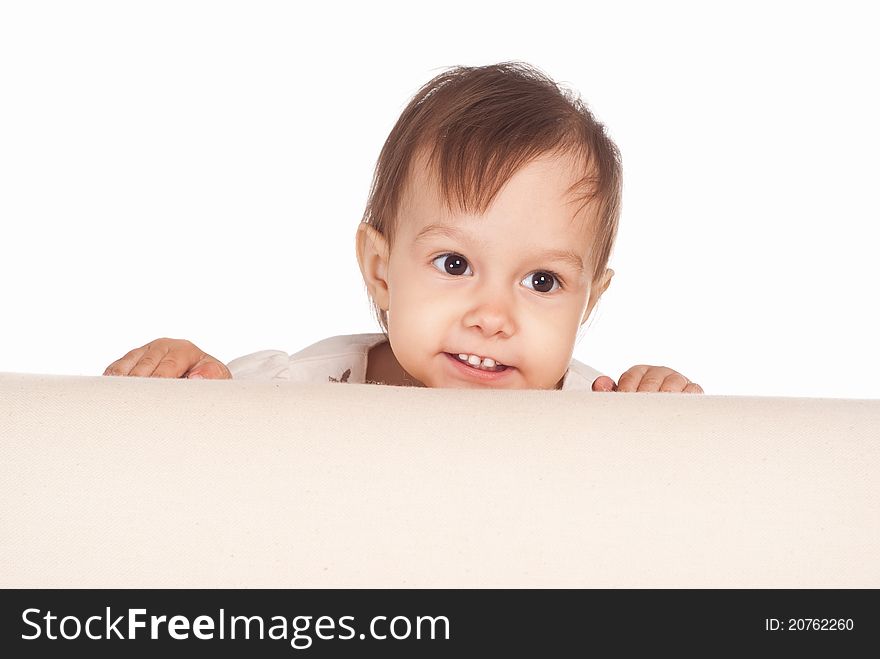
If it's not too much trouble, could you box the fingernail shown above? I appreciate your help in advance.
[188,373,204,379]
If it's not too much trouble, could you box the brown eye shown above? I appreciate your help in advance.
[522,271,560,294]
[432,253,471,276]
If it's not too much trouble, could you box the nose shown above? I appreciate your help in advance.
[461,280,516,337]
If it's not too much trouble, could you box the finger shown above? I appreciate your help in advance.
[616,365,650,392]
[591,375,617,392]
[103,346,149,376]
[150,348,201,378]
[637,367,679,392]
[127,341,174,377]
[659,372,690,393]
[683,382,704,394]
[148,341,204,378]
[186,356,232,380]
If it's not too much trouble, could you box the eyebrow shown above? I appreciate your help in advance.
[414,224,585,274]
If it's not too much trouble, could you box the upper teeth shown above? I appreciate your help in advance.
[457,353,501,368]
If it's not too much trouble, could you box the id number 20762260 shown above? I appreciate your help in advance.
[764,618,854,631]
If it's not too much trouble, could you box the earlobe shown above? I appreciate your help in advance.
[580,301,594,327]
[580,268,615,326]
[355,223,391,310]
[600,268,614,295]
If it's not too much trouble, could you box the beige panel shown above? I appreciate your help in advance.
[1,372,877,588]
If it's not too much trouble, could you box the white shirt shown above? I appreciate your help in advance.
[227,333,605,390]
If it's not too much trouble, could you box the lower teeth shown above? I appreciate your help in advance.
[457,358,504,372]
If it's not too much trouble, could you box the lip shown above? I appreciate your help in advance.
[444,352,515,383]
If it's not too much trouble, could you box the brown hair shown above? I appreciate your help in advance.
[361,61,622,333]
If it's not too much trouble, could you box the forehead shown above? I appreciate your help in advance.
[399,148,598,241]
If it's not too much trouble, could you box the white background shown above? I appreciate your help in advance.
[1,1,877,399]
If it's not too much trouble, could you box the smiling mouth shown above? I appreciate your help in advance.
[445,352,510,373]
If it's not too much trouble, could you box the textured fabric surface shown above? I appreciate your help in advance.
[1,371,878,588]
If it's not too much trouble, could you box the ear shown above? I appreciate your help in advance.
[356,223,391,311]
[580,268,614,326]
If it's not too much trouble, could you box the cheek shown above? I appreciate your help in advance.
[390,270,456,321]
[515,311,582,378]
[522,323,577,365]
[386,275,448,346]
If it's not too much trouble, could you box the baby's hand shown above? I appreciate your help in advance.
[592,366,703,394]
[103,338,231,379]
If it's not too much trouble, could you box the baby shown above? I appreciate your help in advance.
[104,62,702,394]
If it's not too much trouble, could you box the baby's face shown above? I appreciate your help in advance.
[369,151,604,389]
